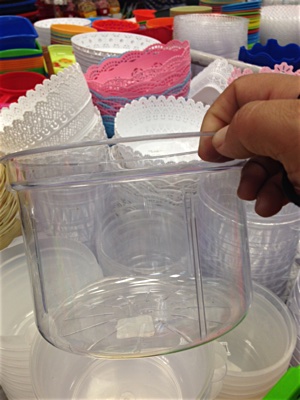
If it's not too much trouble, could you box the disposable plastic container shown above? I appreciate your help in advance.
[217,283,297,399]
[2,134,252,359]
[30,332,226,399]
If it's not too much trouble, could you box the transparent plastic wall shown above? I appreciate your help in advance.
[3,136,252,358]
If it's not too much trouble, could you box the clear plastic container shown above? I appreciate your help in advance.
[30,332,225,400]
[217,283,297,399]
[2,134,252,358]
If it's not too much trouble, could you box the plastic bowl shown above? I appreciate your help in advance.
[92,19,140,33]
[0,71,45,104]
[133,9,157,22]
[0,15,38,50]
[146,17,174,29]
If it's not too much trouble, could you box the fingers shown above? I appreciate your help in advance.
[237,157,288,217]
[237,157,282,200]
[212,99,300,191]
[199,74,300,163]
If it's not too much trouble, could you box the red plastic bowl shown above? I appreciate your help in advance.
[133,9,157,23]
[136,26,172,44]
[146,17,174,29]
[0,71,45,104]
[92,19,140,33]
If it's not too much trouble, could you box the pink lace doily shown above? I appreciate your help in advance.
[85,40,191,97]
[227,62,300,85]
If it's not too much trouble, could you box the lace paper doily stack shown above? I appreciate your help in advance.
[71,32,160,73]
[85,40,192,138]
[0,63,106,155]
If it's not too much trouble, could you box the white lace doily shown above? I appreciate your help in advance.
[0,63,106,155]
[113,95,209,162]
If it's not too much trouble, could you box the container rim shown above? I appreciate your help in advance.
[1,133,244,190]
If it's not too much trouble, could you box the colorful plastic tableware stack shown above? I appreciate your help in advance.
[0,16,45,76]
[85,40,191,137]
[199,0,243,14]
[34,17,92,47]
[0,40,44,76]
[50,24,96,46]
[221,0,262,49]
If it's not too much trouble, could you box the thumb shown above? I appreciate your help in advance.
[212,98,300,193]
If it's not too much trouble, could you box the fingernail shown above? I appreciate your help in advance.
[212,126,228,150]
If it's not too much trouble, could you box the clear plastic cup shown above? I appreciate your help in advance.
[2,135,252,358]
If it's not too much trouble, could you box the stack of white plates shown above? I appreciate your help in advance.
[34,17,91,47]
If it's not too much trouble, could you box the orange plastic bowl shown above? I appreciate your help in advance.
[92,19,140,33]
[133,9,157,23]
[146,17,174,29]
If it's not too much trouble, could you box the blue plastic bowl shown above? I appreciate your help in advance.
[239,39,300,70]
[0,15,38,51]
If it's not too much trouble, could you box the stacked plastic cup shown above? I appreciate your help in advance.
[244,201,300,300]
[173,14,249,60]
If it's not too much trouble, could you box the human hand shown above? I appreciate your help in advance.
[199,73,300,217]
